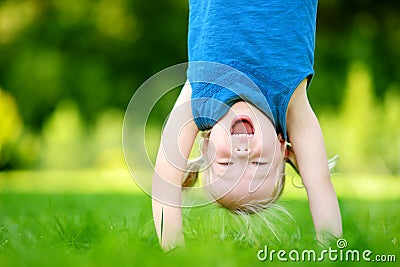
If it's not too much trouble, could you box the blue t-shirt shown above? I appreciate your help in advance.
[187,0,318,140]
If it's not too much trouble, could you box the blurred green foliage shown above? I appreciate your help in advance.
[0,0,399,173]
[0,88,22,166]
[320,62,400,174]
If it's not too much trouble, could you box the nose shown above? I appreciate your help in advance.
[233,144,250,157]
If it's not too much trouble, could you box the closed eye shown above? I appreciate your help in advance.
[218,162,232,166]
[252,162,268,166]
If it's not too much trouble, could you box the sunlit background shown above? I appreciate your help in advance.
[0,0,399,192]
[0,1,399,266]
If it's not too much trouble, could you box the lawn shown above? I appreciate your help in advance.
[0,170,398,266]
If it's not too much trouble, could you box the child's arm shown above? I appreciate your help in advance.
[152,81,199,250]
[286,79,342,243]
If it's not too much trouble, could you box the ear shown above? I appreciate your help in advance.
[182,171,199,188]
[277,133,286,151]
[285,143,300,175]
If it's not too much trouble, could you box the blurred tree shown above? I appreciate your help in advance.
[0,0,399,171]
[0,0,399,126]
[0,88,22,169]
[40,100,89,169]
[0,0,188,128]
[311,0,400,112]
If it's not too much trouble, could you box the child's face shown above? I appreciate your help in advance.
[204,101,286,209]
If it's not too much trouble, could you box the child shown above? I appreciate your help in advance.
[152,0,342,250]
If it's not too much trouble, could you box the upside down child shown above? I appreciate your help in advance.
[151,0,342,250]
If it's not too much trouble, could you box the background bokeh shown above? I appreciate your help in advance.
[0,0,399,176]
[0,2,399,266]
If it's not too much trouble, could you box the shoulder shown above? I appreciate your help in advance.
[286,79,312,131]
[285,78,323,145]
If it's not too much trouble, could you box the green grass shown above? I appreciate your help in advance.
[0,171,399,266]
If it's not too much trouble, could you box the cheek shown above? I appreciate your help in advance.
[210,123,229,140]
[208,126,231,156]
[273,140,286,163]
[259,135,283,161]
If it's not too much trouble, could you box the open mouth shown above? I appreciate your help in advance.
[230,116,255,137]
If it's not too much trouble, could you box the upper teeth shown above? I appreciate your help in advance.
[232,134,253,137]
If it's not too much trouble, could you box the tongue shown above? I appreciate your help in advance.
[232,121,253,134]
